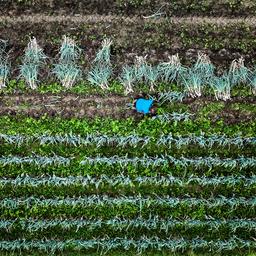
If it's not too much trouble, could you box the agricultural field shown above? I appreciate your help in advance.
[0,1,255,255]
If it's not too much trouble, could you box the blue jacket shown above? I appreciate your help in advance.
[135,98,154,114]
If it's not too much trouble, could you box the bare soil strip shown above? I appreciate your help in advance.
[0,94,255,123]
[1,14,256,71]
[1,14,256,25]
[1,0,255,17]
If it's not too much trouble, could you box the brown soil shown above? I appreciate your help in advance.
[1,0,255,17]
[0,93,255,123]
[1,15,256,78]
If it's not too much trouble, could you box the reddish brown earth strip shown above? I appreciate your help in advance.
[2,15,256,25]
[1,14,256,75]
[1,0,255,17]
[0,94,255,123]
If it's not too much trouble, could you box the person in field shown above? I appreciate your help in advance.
[132,93,157,116]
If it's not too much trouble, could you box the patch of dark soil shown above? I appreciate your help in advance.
[1,0,255,17]
[1,15,256,75]
[0,94,131,108]
[183,95,256,105]
[0,93,255,124]
[211,109,255,125]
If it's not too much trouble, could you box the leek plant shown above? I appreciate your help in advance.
[247,68,256,95]
[133,55,148,83]
[210,74,231,101]
[119,65,136,94]
[53,36,82,88]
[143,63,159,91]
[228,57,249,86]
[158,54,186,83]
[19,37,46,89]
[133,55,160,91]
[180,68,203,98]
[88,39,112,90]
[157,91,186,104]
[93,38,112,65]
[179,53,214,98]
[193,52,214,83]
[0,40,10,89]
[88,65,112,90]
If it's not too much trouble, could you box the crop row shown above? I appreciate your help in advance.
[1,197,254,219]
[1,142,253,160]
[1,115,254,139]
[0,237,254,254]
[81,155,256,169]
[0,218,255,241]
[2,218,255,233]
[1,158,254,178]
[1,174,255,188]
[0,155,255,169]
[1,37,256,98]
[1,196,255,215]
[1,133,255,149]
[0,174,255,198]
[2,196,255,209]
[1,134,254,160]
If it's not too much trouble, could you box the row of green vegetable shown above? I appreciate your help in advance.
[0,217,255,240]
[0,174,255,198]
[0,115,254,137]
[1,36,256,99]
[0,195,255,219]
[0,237,254,254]
[0,155,254,177]
[0,142,254,159]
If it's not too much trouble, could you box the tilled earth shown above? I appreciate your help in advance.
[0,93,255,124]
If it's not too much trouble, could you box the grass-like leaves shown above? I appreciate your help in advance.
[53,36,82,88]
[19,37,47,89]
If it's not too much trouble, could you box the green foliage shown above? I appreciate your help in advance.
[228,57,249,86]
[193,52,214,83]
[53,36,82,88]
[119,65,136,94]
[247,68,256,95]
[157,54,185,83]
[209,74,231,101]
[1,133,254,149]
[179,67,203,98]
[19,37,46,89]
[88,39,113,90]
[0,237,254,254]
[88,65,112,90]
[0,40,10,89]
[0,174,255,198]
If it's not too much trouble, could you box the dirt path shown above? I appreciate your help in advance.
[1,14,256,72]
[1,14,256,25]
[0,93,255,123]
[1,0,255,17]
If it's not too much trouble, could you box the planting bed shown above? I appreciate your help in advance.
[0,1,255,256]
[2,15,256,73]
